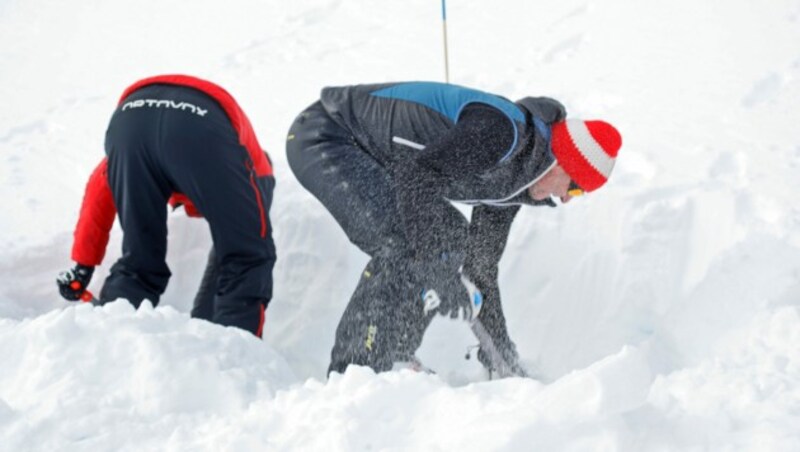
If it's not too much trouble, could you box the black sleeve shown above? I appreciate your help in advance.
[463,204,519,279]
[462,205,520,349]
[391,104,515,259]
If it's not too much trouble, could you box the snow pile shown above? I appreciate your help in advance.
[0,300,295,450]
[1,302,796,450]
[646,306,800,451]
[1,0,799,450]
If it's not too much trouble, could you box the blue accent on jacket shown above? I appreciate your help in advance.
[371,82,525,162]
[532,117,550,141]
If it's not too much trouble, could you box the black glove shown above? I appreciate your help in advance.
[418,257,483,321]
[57,264,95,301]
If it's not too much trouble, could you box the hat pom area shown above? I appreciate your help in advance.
[550,119,622,192]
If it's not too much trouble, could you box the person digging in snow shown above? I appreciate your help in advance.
[57,74,276,337]
[286,81,621,376]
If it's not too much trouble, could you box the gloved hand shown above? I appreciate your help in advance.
[57,264,95,301]
[421,271,483,322]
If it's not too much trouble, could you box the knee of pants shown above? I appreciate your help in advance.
[215,256,274,300]
[329,286,430,373]
[328,313,432,375]
[99,261,170,307]
[329,322,396,374]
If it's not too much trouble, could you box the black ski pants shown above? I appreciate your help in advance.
[286,101,465,373]
[100,84,275,336]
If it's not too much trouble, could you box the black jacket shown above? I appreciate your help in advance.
[319,81,565,262]
[320,82,567,356]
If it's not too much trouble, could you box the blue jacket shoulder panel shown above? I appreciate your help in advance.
[370,82,525,123]
[371,82,525,162]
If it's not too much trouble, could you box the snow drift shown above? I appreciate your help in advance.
[1,0,799,450]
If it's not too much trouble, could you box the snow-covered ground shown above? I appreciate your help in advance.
[1,0,799,450]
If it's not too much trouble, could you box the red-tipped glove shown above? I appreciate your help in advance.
[57,264,95,301]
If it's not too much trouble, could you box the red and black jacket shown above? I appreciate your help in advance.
[71,74,272,267]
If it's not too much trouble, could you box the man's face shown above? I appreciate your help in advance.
[528,164,575,204]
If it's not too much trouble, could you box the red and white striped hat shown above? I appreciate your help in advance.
[550,119,622,192]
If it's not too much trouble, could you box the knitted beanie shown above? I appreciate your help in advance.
[550,119,622,192]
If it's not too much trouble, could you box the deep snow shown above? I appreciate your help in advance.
[1,0,799,450]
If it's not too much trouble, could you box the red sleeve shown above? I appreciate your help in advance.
[71,158,117,266]
[168,193,204,218]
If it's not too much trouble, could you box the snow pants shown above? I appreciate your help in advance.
[100,84,276,337]
[286,101,466,373]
